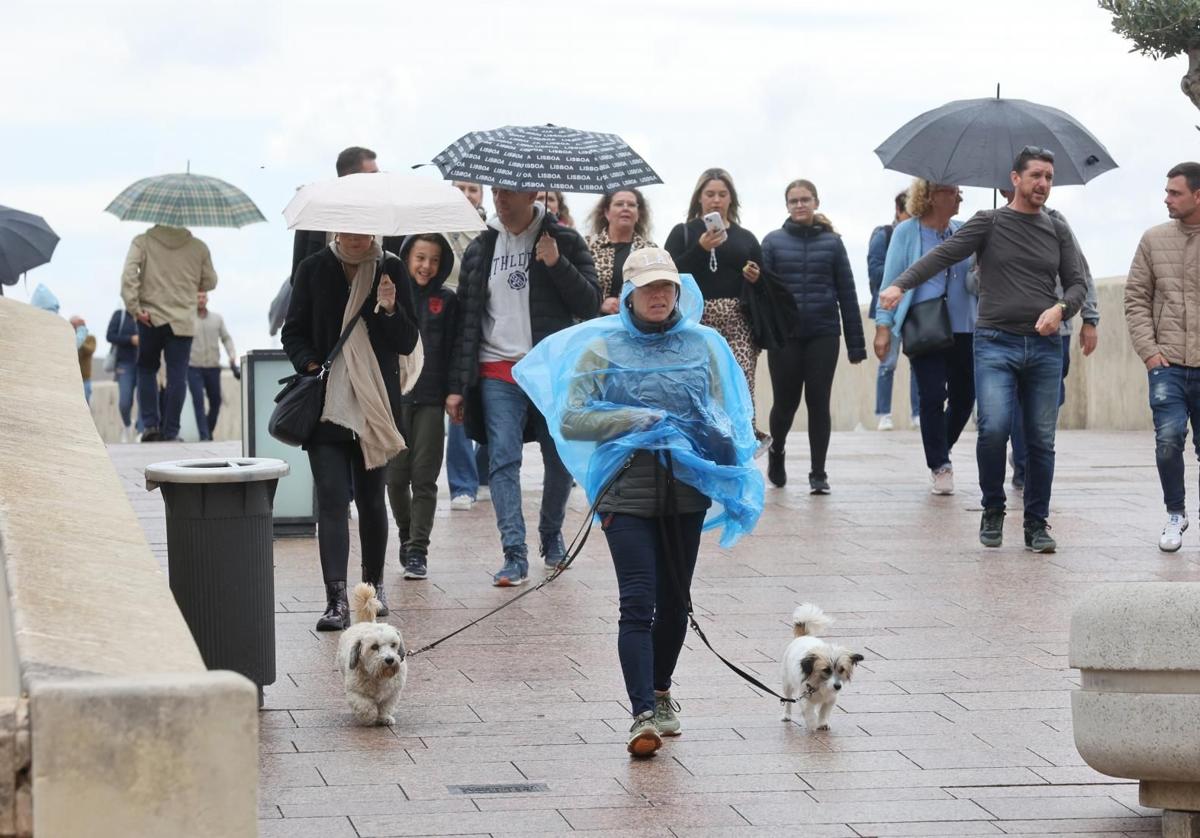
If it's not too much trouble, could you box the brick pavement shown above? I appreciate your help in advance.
[109,429,1200,837]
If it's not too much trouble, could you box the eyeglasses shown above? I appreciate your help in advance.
[1021,145,1055,160]
[933,187,964,199]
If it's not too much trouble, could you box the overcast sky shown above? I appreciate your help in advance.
[4,0,1197,358]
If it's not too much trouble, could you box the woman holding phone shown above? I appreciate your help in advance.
[664,168,767,447]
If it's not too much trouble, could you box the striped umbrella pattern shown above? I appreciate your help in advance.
[105,172,266,228]
[432,124,662,193]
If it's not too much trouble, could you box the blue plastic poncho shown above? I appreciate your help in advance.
[513,273,763,547]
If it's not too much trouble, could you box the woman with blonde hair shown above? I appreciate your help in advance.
[587,188,656,315]
[664,168,767,446]
[874,178,976,496]
[761,179,865,493]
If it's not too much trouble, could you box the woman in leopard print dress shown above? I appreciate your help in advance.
[664,168,767,445]
[587,189,656,315]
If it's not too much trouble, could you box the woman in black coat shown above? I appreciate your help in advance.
[761,179,866,494]
[282,233,419,630]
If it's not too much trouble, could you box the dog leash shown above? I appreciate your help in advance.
[655,451,802,705]
[403,456,633,660]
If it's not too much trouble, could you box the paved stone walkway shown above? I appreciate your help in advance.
[111,429,1200,837]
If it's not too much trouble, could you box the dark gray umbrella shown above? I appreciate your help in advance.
[874,98,1118,189]
[431,124,662,193]
[0,205,59,287]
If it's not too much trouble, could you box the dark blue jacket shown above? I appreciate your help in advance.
[761,219,866,361]
[866,224,894,319]
[398,234,458,407]
[106,309,138,367]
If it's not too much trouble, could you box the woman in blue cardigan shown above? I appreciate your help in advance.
[873,180,977,495]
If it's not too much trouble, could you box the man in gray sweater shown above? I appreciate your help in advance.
[879,147,1088,552]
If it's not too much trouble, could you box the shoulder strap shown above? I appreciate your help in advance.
[322,300,369,369]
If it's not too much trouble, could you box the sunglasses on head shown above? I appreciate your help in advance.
[1021,145,1055,160]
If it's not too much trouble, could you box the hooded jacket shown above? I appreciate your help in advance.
[513,274,763,546]
[398,234,458,406]
[120,225,217,336]
[449,209,600,395]
[761,219,866,359]
[281,247,420,446]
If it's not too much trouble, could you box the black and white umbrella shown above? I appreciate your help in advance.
[431,124,662,193]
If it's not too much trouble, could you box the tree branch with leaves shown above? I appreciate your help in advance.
[1099,0,1200,110]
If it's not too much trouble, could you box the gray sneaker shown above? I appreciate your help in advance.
[654,692,681,737]
[540,531,566,572]
[626,710,662,757]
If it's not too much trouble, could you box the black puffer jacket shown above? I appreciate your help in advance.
[448,213,600,395]
[281,248,420,445]
[398,235,458,407]
[761,219,866,360]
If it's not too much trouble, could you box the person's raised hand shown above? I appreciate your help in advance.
[377,274,396,313]
[698,229,727,252]
[600,297,620,315]
[535,232,560,267]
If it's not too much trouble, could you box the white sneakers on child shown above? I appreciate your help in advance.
[877,414,894,431]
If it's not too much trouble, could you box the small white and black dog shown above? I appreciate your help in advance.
[336,583,407,725]
[780,603,863,731]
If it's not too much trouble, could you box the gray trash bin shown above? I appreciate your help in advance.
[146,457,290,707]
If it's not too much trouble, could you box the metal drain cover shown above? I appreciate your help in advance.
[447,782,549,795]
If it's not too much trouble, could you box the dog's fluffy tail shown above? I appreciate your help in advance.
[350,582,381,624]
[792,603,833,637]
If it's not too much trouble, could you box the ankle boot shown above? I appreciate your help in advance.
[316,581,350,631]
[363,568,389,617]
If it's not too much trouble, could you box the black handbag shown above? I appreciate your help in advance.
[268,306,365,447]
[740,267,801,351]
[901,291,954,358]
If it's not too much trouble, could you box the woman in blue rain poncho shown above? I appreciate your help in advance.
[513,247,763,758]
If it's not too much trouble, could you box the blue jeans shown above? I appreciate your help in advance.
[1010,335,1071,483]
[115,363,143,431]
[136,322,192,439]
[445,421,488,497]
[910,333,975,470]
[875,335,919,418]
[603,510,706,716]
[480,377,572,562]
[187,366,223,440]
[974,328,1063,521]
[1148,364,1200,513]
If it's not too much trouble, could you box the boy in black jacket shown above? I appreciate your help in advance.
[386,234,458,579]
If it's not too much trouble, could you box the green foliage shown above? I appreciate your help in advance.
[1098,0,1200,58]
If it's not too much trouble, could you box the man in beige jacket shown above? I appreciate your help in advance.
[120,224,218,441]
[1124,161,1200,552]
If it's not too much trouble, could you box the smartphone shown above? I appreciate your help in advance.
[702,211,726,235]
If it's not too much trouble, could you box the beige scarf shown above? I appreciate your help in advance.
[321,239,406,469]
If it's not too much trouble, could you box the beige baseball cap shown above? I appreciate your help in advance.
[623,247,681,287]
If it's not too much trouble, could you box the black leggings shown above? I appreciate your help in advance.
[308,441,389,584]
[767,334,841,476]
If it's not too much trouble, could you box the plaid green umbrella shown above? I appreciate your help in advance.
[105,172,265,228]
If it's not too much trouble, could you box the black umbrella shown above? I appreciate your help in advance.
[0,205,59,287]
[874,97,1118,189]
[431,124,663,194]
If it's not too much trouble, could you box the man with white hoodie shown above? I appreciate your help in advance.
[446,188,599,586]
[120,224,218,441]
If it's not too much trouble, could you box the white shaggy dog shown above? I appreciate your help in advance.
[780,604,863,731]
[336,583,407,725]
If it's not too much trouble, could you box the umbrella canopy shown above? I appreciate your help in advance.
[105,172,266,228]
[431,123,662,193]
[283,171,487,236]
[0,206,59,286]
[874,98,1117,189]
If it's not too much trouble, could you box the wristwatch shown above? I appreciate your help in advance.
[1056,301,1068,313]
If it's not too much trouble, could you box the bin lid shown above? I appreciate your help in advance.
[145,458,290,491]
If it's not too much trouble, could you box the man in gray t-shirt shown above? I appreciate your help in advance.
[879,147,1087,553]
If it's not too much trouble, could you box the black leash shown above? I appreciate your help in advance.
[404,456,632,660]
[655,452,801,705]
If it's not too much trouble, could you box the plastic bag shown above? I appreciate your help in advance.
[514,273,763,547]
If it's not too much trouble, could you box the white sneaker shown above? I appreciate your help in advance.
[1159,513,1188,553]
[476,485,490,502]
[930,466,954,495]
[119,426,132,444]
[450,494,475,510]
[877,415,894,431]
[912,415,921,429]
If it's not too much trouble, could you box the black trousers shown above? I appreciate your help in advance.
[308,441,388,584]
[767,334,840,476]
